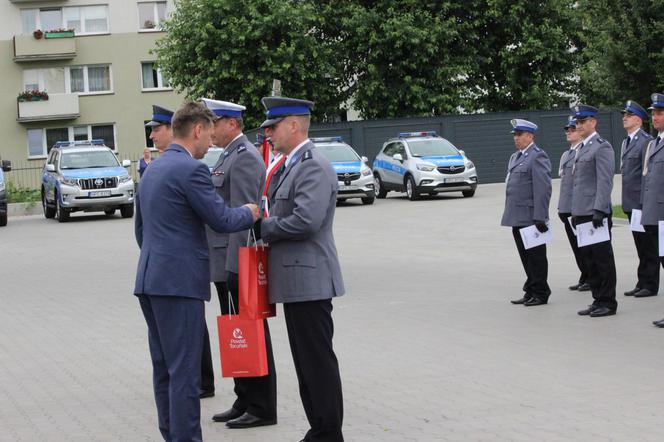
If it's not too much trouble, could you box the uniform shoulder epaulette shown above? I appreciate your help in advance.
[534,146,541,152]
[302,150,313,161]
[597,137,606,143]
[237,144,246,153]
[642,130,653,139]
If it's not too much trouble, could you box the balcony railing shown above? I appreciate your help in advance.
[13,34,76,62]
[17,94,80,123]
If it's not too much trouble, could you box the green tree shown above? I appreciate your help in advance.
[576,0,664,107]
[154,0,351,128]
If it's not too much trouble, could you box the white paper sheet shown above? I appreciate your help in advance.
[576,219,610,247]
[519,224,553,250]
[629,209,646,233]
[659,221,664,257]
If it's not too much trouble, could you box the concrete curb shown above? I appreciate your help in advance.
[8,202,43,217]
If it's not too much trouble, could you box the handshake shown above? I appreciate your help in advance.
[243,203,261,222]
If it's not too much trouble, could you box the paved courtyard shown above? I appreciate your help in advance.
[1,178,663,441]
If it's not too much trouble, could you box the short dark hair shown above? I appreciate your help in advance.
[171,101,215,138]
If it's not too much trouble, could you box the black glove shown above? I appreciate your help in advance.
[252,218,262,240]
[571,216,577,228]
[592,210,606,228]
[534,220,548,233]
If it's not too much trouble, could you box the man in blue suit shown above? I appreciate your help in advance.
[134,101,259,442]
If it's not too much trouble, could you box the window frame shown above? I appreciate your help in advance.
[137,1,167,32]
[27,123,118,159]
[64,64,114,95]
[20,5,110,36]
[140,61,172,91]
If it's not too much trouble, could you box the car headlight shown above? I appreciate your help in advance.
[465,161,475,170]
[416,163,436,172]
[58,176,78,186]
[361,167,372,177]
[119,175,132,184]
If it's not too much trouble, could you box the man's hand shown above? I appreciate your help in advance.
[592,210,605,228]
[244,203,260,222]
[534,220,548,233]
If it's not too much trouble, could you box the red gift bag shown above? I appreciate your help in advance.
[238,243,276,320]
[217,315,268,378]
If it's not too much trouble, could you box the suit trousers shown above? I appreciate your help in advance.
[628,213,660,292]
[512,227,551,301]
[284,299,344,442]
[215,274,277,419]
[558,212,588,284]
[575,215,617,310]
[201,318,215,393]
[138,294,204,442]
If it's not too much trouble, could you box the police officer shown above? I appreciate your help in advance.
[620,100,656,298]
[558,117,590,292]
[502,119,552,306]
[255,96,345,442]
[641,94,664,326]
[200,99,277,428]
[570,104,618,317]
[145,105,174,153]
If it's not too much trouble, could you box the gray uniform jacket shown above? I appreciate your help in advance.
[501,143,552,227]
[206,134,266,281]
[621,128,652,212]
[571,133,615,217]
[640,136,664,226]
[261,142,345,304]
[557,147,577,214]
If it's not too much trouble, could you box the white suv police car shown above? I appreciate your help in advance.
[41,140,135,222]
[312,137,375,205]
[372,131,478,200]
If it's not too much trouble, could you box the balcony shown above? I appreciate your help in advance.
[13,34,76,62]
[17,94,80,123]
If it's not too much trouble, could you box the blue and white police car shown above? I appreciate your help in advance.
[372,131,478,201]
[41,140,135,222]
[0,159,11,227]
[312,137,375,205]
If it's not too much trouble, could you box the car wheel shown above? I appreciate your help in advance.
[374,173,387,198]
[0,211,6,227]
[361,197,375,205]
[42,190,55,219]
[120,204,134,218]
[104,209,116,216]
[55,192,69,223]
[405,175,420,201]
[462,189,476,198]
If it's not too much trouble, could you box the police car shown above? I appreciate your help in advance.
[201,147,224,171]
[312,137,375,205]
[373,131,478,200]
[0,159,11,227]
[41,140,135,222]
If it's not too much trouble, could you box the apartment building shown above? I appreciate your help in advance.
[0,0,182,168]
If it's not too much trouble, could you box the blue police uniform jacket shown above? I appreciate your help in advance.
[134,143,253,300]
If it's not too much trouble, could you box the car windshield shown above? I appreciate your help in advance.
[316,144,360,162]
[60,150,120,169]
[408,139,459,157]
[201,149,224,169]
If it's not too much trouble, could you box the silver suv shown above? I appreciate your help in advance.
[41,140,135,222]
[372,131,478,200]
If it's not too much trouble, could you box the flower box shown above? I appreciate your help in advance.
[44,30,75,39]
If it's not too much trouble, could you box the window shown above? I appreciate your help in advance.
[23,66,111,94]
[144,123,155,148]
[23,68,65,93]
[138,2,167,30]
[27,124,117,158]
[141,62,170,89]
[21,5,109,35]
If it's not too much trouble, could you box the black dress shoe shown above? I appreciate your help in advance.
[524,298,547,306]
[577,283,590,292]
[226,412,277,429]
[212,407,244,423]
[589,307,616,317]
[569,283,581,291]
[624,287,640,296]
[634,289,657,298]
[199,389,215,399]
[510,296,530,305]
[577,305,596,316]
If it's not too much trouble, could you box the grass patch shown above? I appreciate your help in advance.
[6,181,41,204]
[613,204,627,219]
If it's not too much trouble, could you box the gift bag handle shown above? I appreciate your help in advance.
[227,289,237,316]
[245,226,265,250]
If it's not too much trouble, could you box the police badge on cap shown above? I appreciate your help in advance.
[510,119,538,134]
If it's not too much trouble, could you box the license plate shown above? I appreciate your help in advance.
[444,177,465,183]
[339,185,358,191]
[89,190,111,198]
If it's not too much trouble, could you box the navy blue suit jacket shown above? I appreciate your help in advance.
[134,143,253,300]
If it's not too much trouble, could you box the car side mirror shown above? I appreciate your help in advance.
[122,159,131,167]
[361,156,368,164]
[459,150,465,156]
[46,164,55,172]
[1,160,11,172]
[392,153,403,162]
